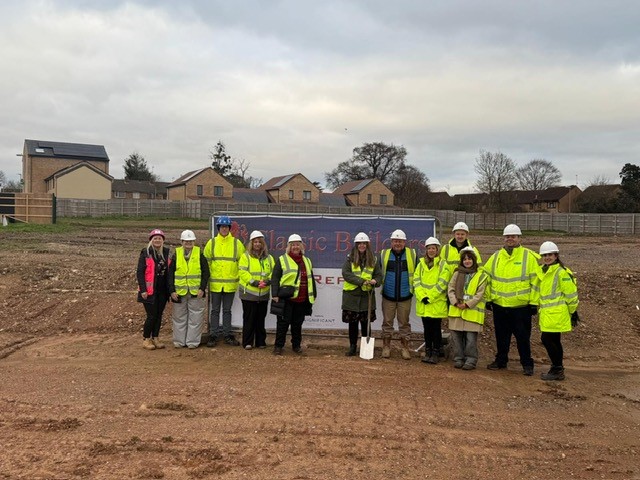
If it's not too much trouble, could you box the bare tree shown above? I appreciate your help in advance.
[387,165,431,208]
[588,174,611,186]
[0,170,6,188]
[325,142,407,189]
[516,159,562,190]
[474,150,517,212]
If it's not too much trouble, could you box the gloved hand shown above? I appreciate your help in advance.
[571,311,580,327]
[529,305,538,315]
[421,297,429,304]
[485,302,493,311]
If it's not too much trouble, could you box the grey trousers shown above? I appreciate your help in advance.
[172,294,206,347]
[450,330,479,366]
[209,291,236,338]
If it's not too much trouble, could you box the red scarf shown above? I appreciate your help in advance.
[289,252,308,303]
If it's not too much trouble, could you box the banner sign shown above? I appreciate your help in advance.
[210,214,438,332]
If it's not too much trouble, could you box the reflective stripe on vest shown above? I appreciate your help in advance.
[239,252,274,296]
[381,248,416,294]
[413,258,449,294]
[343,264,374,291]
[448,271,488,324]
[485,247,536,306]
[174,246,202,295]
[279,254,316,304]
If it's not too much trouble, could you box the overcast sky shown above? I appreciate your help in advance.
[1,1,639,193]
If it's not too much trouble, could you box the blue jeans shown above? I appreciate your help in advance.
[209,291,236,338]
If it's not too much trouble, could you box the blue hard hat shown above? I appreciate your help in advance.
[216,215,232,226]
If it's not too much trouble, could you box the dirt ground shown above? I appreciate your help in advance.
[0,225,639,480]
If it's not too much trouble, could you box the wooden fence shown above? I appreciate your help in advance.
[54,198,640,235]
[0,193,54,224]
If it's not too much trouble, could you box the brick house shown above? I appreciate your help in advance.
[332,179,394,207]
[166,167,233,201]
[112,179,168,200]
[512,186,581,213]
[22,139,110,197]
[261,173,321,203]
[44,162,113,200]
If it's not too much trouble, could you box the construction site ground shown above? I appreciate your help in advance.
[0,219,638,480]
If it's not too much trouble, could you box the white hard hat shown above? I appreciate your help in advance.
[180,230,196,241]
[390,229,407,240]
[460,246,477,258]
[424,236,440,247]
[354,232,370,243]
[249,230,264,241]
[539,241,559,255]
[452,222,469,233]
[503,224,522,236]
[288,234,303,243]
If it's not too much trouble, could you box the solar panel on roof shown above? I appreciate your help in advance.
[273,175,294,188]
[352,179,371,192]
[38,141,108,159]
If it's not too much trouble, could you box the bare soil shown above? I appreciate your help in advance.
[0,227,639,480]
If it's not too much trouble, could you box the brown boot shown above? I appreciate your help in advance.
[142,338,156,350]
[381,337,391,358]
[151,338,166,349]
[400,338,411,360]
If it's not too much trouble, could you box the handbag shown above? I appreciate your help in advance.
[277,285,296,298]
[270,299,285,316]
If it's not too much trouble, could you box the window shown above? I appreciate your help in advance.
[214,186,223,197]
[367,194,372,204]
[196,185,203,196]
[132,192,140,199]
[289,189,294,199]
[114,191,126,198]
[303,190,311,201]
[547,201,556,209]
[380,194,388,205]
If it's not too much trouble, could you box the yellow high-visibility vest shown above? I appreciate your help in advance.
[174,246,202,296]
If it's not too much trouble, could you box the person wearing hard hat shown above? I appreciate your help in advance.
[238,230,275,350]
[341,232,383,356]
[439,222,482,274]
[270,234,317,355]
[532,241,579,381]
[379,229,418,360]
[483,224,540,375]
[136,229,171,350]
[413,237,452,364]
[447,246,489,370]
[203,215,246,347]
[168,230,209,348]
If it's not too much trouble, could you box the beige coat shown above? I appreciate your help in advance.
[447,271,485,332]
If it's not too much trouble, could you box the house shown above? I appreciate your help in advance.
[512,186,581,213]
[112,179,169,200]
[22,139,110,198]
[452,193,490,212]
[420,191,454,210]
[332,179,394,207]
[261,173,321,203]
[575,184,623,213]
[166,167,233,201]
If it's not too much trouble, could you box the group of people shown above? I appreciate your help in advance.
[136,217,579,381]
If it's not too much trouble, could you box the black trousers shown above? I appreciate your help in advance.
[142,293,168,338]
[492,304,534,368]
[541,332,563,367]
[348,319,369,346]
[275,301,308,349]
[241,299,268,348]
[421,317,442,352]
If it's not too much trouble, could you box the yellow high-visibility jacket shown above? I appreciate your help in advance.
[174,246,202,295]
[532,263,578,333]
[413,257,451,318]
[238,252,275,300]
[483,246,540,307]
[204,233,246,293]
[439,240,482,274]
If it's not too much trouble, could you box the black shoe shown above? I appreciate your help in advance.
[224,336,240,346]
[273,347,283,356]
[523,366,534,376]
[487,361,507,370]
[541,368,565,381]
[345,345,357,356]
[454,361,464,369]
[292,346,303,354]
[206,337,217,348]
